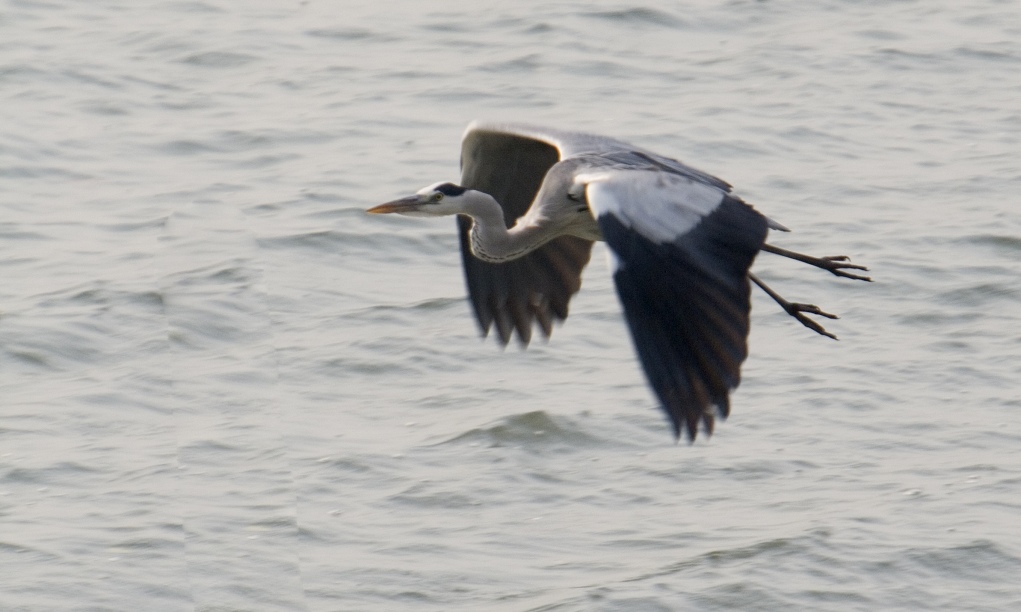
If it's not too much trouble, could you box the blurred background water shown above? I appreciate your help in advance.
[1,0,1019,610]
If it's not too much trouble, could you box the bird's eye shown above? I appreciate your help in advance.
[433,192,444,201]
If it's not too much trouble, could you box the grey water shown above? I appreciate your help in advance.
[2,0,1020,610]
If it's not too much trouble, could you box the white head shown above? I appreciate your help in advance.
[367,182,477,217]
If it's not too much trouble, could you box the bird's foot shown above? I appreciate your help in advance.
[748,271,844,340]
[761,245,872,282]
[783,301,839,340]
[816,255,872,282]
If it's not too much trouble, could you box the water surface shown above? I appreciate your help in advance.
[2,1,1020,610]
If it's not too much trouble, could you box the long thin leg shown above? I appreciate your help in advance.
[749,272,839,340]
[761,244,872,282]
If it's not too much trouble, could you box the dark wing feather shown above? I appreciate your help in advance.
[596,194,768,441]
[457,129,595,345]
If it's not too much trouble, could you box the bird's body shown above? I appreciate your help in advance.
[368,121,869,440]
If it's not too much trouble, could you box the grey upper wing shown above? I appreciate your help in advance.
[598,149,734,193]
[457,125,594,345]
[465,120,734,192]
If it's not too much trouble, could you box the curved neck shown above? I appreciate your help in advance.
[463,192,550,263]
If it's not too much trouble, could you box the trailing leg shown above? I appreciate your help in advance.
[761,244,871,282]
[749,273,839,340]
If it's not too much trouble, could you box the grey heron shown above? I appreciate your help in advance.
[368,121,870,441]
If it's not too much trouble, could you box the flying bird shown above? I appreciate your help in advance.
[367,121,870,440]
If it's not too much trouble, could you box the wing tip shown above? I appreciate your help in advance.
[667,397,732,443]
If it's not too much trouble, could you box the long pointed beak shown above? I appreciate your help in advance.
[366,196,422,215]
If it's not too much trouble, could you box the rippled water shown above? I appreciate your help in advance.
[2,0,1020,610]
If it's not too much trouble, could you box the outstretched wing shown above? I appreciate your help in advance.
[582,169,769,440]
[457,125,594,345]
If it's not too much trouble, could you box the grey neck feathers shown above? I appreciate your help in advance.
[463,192,552,263]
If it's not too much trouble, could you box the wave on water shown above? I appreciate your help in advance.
[179,51,259,68]
[436,410,605,451]
[961,234,1021,253]
[585,7,686,29]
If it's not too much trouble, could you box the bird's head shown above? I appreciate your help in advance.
[367,182,472,217]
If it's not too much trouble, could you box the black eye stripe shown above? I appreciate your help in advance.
[435,183,467,196]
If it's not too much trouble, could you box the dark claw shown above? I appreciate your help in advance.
[783,302,839,340]
[820,255,871,282]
